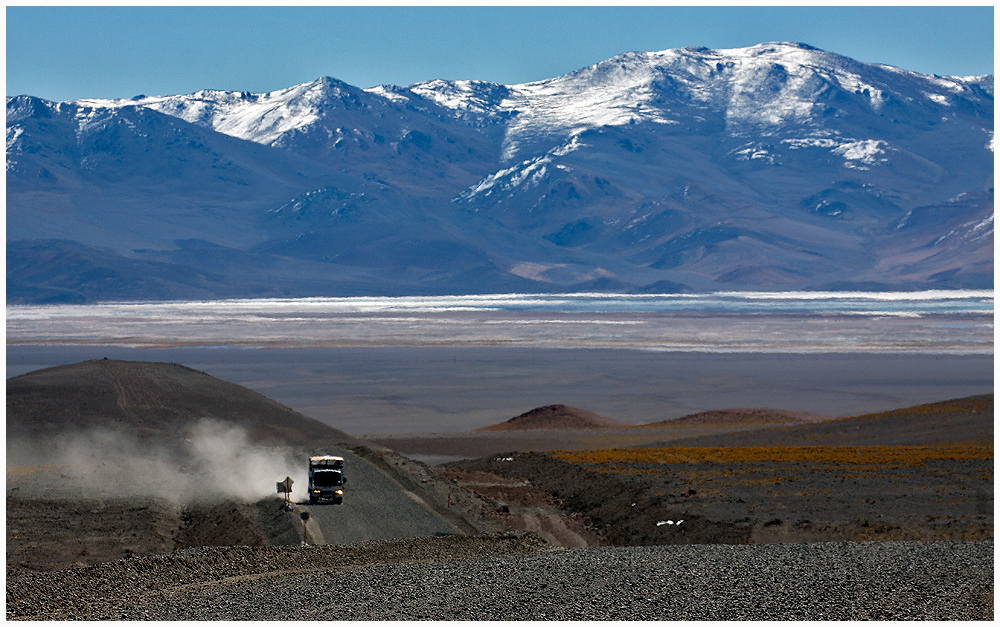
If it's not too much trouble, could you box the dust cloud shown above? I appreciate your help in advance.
[7,419,309,504]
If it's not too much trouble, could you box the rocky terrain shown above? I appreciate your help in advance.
[6,537,992,620]
[6,534,549,620]
[5,360,993,619]
[448,445,992,547]
[440,396,993,546]
[6,490,300,573]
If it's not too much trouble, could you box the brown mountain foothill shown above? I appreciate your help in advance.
[476,404,629,431]
[447,395,993,548]
[6,359,351,446]
[641,408,833,428]
[656,395,994,447]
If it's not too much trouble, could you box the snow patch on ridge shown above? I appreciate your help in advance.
[458,155,552,202]
[365,85,410,104]
[924,92,950,106]
[781,137,840,149]
[76,80,344,146]
[832,139,890,169]
[494,50,692,162]
[732,143,775,163]
[6,125,24,150]
[457,133,591,204]
[6,126,23,170]
[933,214,994,246]
[408,79,501,115]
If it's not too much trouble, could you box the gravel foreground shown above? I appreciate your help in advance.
[7,535,992,621]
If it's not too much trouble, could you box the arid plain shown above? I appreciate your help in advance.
[7,344,992,437]
[6,346,993,619]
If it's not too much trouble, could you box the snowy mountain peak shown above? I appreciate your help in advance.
[6,42,992,302]
[405,79,511,118]
[64,75,374,147]
[21,42,991,162]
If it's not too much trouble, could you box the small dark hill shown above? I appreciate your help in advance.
[648,395,993,447]
[641,408,832,428]
[6,359,350,446]
[477,404,628,431]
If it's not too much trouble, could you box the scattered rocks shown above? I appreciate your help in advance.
[6,533,551,620]
[8,537,992,620]
[447,449,994,545]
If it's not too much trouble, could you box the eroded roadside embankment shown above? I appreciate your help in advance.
[5,491,311,574]
[446,446,993,545]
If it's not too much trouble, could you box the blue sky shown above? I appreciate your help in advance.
[6,5,995,102]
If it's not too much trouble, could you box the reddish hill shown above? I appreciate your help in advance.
[477,405,628,431]
[642,408,833,428]
[654,395,993,447]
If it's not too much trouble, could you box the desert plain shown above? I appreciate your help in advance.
[5,345,994,620]
[7,343,992,432]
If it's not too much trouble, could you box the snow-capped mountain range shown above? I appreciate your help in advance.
[7,42,993,303]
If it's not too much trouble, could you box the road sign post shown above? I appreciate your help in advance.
[276,476,294,508]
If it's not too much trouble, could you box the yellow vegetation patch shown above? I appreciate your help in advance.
[6,465,69,476]
[553,445,993,466]
[847,397,992,420]
[588,465,661,475]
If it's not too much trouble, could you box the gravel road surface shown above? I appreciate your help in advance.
[10,536,991,620]
[148,540,995,621]
[294,447,467,545]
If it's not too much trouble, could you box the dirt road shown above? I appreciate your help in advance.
[291,446,469,545]
[6,443,492,574]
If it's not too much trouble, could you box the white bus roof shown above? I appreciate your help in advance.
[310,455,345,462]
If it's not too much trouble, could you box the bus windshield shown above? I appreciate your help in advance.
[312,470,343,487]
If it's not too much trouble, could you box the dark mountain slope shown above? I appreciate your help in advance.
[6,359,351,446]
[641,408,833,428]
[7,239,283,304]
[6,96,361,252]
